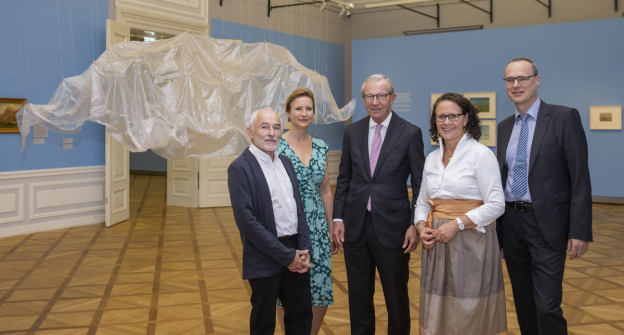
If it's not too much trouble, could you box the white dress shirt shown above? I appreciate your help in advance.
[414,134,505,232]
[249,144,298,237]
[334,113,393,223]
[367,112,392,154]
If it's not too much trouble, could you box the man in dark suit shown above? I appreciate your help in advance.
[497,57,592,335]
[228,108,314,335]
[332,74,425,334]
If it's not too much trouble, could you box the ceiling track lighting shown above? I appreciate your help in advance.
[319,0,327,11]
[332,0,354,9]
[365,0,434,9]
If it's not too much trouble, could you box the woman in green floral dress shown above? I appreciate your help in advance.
[276,87,335,335]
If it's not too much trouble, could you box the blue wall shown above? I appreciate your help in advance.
[212,18,346,150]
[0,0,108,173]
[352,18,624,198]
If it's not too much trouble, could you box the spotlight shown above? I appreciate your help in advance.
[339,4,346,17]
[319,0,326,11]
[346,9,351,17]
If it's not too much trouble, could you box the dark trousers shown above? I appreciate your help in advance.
[343,211,411,335]
[248,236,312,335]
[503,204,568,335]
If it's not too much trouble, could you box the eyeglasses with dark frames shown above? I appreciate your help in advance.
[503,75,537,85]
[435,113,464,122]
[363,93,392,103]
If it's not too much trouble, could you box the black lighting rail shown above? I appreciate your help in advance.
[459,0,493,23]
[267,0,324,17]
[399,4,440,28]
[535,0,551,18]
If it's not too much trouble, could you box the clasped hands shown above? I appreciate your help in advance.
[287,250,313,273]
[418,220,458,250]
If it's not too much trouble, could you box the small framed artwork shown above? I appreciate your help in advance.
[590,106,622,130]
[430,93,443,145]
[463,92,496,119]
[0,98,27,133]
[479,119,497,147]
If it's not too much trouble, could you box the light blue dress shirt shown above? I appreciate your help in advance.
[504,99,541,203]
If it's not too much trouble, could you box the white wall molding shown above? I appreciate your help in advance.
[115,0,210,36]
[0,184,24,225]
[0,166,105,239]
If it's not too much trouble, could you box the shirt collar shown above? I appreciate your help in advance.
[440,132,469,152]
[515,98,541,122]
[249,144,275,163]
[369,112,392,128]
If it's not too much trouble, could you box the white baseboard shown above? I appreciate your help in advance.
[0,166,105,239]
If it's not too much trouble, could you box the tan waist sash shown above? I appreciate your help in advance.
[426,199,484,229]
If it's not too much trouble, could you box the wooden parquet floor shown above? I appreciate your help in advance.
[1,174,623,334]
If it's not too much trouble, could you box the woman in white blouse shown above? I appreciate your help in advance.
[414,93,507,335]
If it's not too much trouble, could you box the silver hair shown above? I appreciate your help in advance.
[361,74,394,96]
[509,57,539,76]
[246,107,276,129]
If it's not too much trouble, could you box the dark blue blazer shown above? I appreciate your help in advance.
[227,148,312,280]
[333,112,425,248]
[497,100,593,250]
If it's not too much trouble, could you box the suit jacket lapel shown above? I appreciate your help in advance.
[529,100,551,174]
[372,112,403,180]
[243,149,276,232]
[358,116,372,179]
[498,118,514,174]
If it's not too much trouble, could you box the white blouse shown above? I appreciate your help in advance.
[414,134,505,233]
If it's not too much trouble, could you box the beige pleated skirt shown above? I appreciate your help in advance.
[419,218,507,335]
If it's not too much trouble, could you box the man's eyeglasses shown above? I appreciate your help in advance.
[503,75,537,85]
[435,113,464,122]
[363,93,392,103]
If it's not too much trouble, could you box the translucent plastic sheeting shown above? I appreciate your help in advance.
[17,32,355,160]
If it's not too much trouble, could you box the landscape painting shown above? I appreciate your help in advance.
[0,98,27,133]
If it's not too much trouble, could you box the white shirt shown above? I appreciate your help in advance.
[249,144,298,237]
[367,112,392,154]
[334,113,393,223]
[413,134,505,232]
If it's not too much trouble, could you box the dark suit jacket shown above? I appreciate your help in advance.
[333,112,425,248]
[496,100,593,250]
[227,148,312,280]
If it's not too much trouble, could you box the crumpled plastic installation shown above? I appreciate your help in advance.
[17,32,355,160]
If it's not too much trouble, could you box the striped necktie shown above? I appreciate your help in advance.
[511,114,529,199]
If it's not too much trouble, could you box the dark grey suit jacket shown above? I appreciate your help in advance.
[496,100,593,250]
[333,112,425,248]
[227,148,312,280]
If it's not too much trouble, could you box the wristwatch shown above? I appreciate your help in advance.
[456,217,465,231]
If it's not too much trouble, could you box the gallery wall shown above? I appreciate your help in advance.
[352,18,624,198]
[0,0,108,173]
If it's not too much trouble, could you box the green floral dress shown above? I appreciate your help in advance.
[277,137,334,306]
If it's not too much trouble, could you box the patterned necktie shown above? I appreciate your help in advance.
[512,114,529,199]
[367,124,383,211]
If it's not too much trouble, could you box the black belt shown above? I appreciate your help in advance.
[279,234,296,239]
[507,201,534,212]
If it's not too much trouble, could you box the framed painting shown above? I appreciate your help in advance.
[479,119,497,147]
[463,92,496,119]
[0,98,27,133]
[590,106,622,130]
